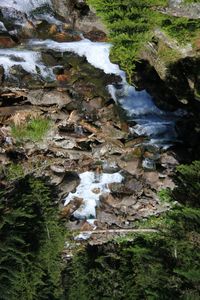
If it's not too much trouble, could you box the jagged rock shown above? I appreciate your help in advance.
[59,171,80,200]
[160,152,179,168]
[109,177,144,197]
[142,158,156,171]
[51,0,108,34]
[28,89,72,108]
[60,196,83,218]
[50,164,65,174]
[52,136,77,150]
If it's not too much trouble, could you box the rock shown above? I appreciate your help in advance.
[117,157,141,176]
[92,141,124,158]
[142,158,156,171]
[7,65,45,88]
[50,164,65,174]
[60,196,83,218]
[51,0,108,34]
[160,152,179,167]
[84,29,107,42]
[101,123,128,140]
[0,66,4,83]
[102,160,120,173]
[53,137,77,150]
[28,90,72,108]
[59,171,80,200]
[96,210,123,227]
[135,27,200,110]
[0,35,16,48]
[20,21,36,39]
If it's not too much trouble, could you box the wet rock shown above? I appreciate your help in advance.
[59,171,80,200]
[0,7,27,30]
[60,196,83,218]
[142,158,156,171]
[84,29,107,42]
[52,30,82,42]
[102,160,120,174]
[20,21,36,39]
[0,35,16,48]
[6,65,45,88]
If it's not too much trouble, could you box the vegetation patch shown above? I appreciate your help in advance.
[63,160,200,299]
[11,117,51,142]
[87,0,200,80]
[0,175,66,300]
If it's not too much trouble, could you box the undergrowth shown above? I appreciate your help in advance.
[87,0,200,81]
[11,118,51,142]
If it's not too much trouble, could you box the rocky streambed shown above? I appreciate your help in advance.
[0,0,188,244]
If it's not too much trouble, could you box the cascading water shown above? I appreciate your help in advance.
[108,81,184,147]
[0,0,52,14]
[0,49,54,79]
[0,0,185,220]
[28,38,184,147]
[0,0,184,148]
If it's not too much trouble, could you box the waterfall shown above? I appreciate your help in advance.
[0,0,184,147]
[29,38,184,147]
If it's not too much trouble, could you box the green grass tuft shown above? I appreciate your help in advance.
[11,118,51,142]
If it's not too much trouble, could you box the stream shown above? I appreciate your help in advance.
[0,0,184,223]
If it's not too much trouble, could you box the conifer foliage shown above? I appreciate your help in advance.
[0,176,65,300]
[64,161,200,299]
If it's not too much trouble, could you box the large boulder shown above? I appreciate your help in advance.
[51,0,107,34]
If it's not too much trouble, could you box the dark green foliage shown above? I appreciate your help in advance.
[64,160,200,299]
[0,176,65,300]
[11,118,51,142]
[87,0,200,81]
[172,161,200,207]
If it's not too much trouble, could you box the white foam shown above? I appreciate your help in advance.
[0,0,52,13]
[0,49,54,79]
[0,22,7,32]
[109,81,184,146]
[64,171,123,219]
[29,39,124,75]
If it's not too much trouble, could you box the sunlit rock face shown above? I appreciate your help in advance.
[51,0,107,33]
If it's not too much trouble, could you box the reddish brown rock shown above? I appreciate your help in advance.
[0,36,16,48]
[84,30,107,42]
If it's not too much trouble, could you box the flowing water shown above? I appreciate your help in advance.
[0,0,52,14]
[0,0,184,219]
[0,0,184,147]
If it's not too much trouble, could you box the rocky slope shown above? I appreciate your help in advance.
[0,0,198,245]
